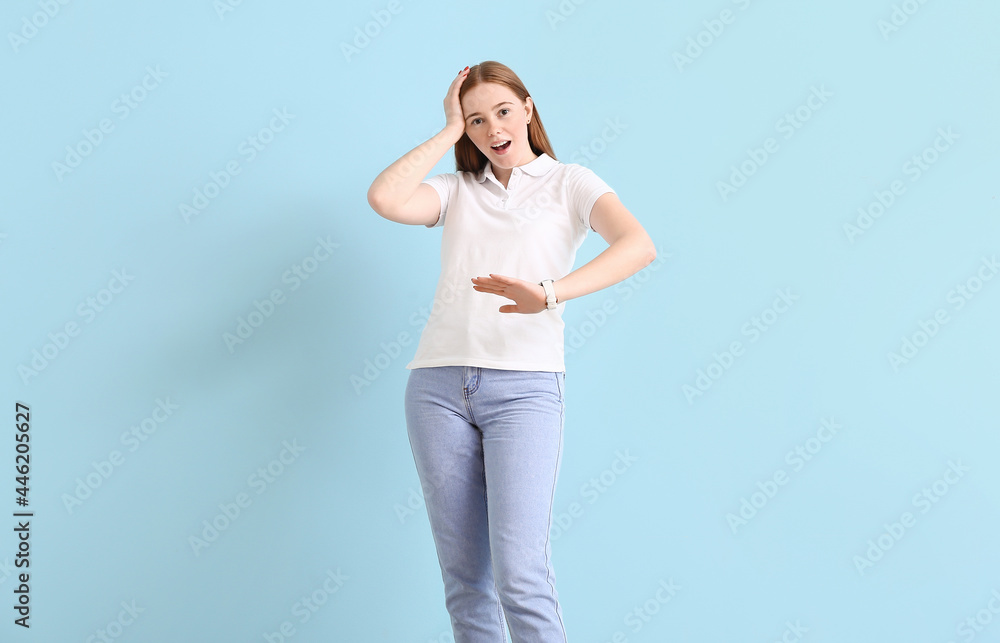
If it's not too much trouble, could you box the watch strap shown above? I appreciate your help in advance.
[539,279,558,310]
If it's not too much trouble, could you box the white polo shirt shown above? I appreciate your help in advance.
[405,152,615,372]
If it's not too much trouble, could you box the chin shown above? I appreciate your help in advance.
[489,148,515,165]
[480,141,519,164]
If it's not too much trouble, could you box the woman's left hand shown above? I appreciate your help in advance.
[471,273,548,314]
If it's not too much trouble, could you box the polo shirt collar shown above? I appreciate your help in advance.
[477,152,557,183]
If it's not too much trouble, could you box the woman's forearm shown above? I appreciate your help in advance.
[367,127,462,215]
[553,233,656,303]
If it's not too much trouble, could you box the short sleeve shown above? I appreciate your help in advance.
[565,164,615,232]
[420,173,459,228]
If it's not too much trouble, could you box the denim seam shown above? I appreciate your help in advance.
[543,385,568,642]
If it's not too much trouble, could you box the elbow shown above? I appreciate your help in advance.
[638,233,657,268]
[367,187,393,219]
[612,232,657,272]
[367,185,383,214]
[637,249,656,273]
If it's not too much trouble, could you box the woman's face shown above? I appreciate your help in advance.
[461,82,535,170]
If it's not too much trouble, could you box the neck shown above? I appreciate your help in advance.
[492,151,540,188]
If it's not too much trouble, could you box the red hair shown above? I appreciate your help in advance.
[455,61,557,173]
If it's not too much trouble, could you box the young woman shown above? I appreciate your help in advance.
[367,61,656,642]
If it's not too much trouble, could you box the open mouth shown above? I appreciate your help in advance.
[490,140,512,153]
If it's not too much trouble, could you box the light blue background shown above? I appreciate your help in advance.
[2,1,998,641]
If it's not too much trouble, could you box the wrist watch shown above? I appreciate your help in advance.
[539,279,558,310]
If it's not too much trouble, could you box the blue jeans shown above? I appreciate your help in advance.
[404,366,568,643]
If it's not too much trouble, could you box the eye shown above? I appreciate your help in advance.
[471,117,482,125]
[499,108,510,116]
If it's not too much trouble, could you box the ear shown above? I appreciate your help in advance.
[524,96,534,122]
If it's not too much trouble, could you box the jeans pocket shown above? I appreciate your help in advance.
[554,371,565,403]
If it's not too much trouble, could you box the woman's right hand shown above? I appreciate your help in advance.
[442,66,469,141]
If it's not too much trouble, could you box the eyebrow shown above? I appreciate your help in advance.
[465,102,513,120]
